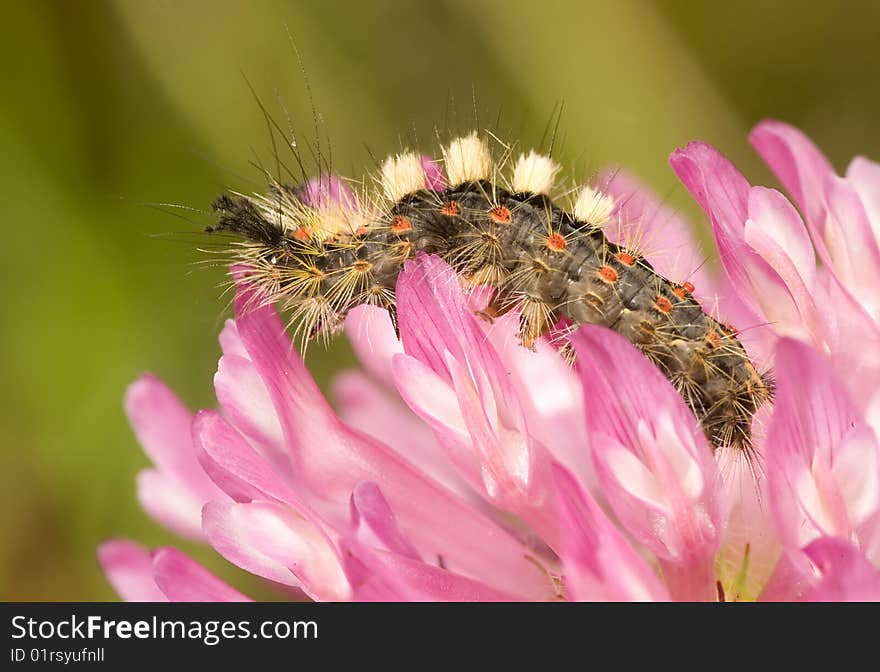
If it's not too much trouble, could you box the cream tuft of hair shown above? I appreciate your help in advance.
[381,152,428,202]
[442,132,493,186]
[573,185,616,226]
[512,151,561,195]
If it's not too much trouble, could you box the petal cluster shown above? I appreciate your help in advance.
[101,123,880,601]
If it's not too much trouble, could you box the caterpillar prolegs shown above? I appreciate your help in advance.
[208,132,773,451]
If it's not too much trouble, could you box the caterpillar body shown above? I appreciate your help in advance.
[208,132,772,451]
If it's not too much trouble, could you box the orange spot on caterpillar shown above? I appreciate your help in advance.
[706,330,721,349]
[546,232,567,251]
[294,227,311,242]
[655,295,673,314]
[598,265,618,283]
[391,215,413,234]
[616,251,636,266]
[489,206,511,224]
[441,201,461,216]
[724,324,739,336]
[683,281,695,294]
[356,225,368,235]
[673,286,687,299]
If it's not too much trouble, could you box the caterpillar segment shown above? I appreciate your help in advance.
[208,133,772,450]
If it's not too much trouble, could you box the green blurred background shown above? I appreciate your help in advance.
[1,0,878,600]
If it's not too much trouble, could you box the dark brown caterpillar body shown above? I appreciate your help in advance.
[209,135,772,450]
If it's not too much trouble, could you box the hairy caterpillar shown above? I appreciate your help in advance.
[207,131,772,451]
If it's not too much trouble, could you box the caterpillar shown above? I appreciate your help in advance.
[207,131,772,451]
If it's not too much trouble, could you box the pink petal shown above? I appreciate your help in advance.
[394,254,559,547]
[232,283,363,499]
[766,338,880,552]
[475,310,595,490]
[743,186,821,343]
[815,267,880,405]
[218,319,248,358]
[136,469,205,540]
[833,428,880,536]
[332,370,436,458]
[748,123,880,331]
[758,549,815,602]
[667,142,746,262]
[571,326,724,599]
[97,540,167,602]
[342,482,517,601]
[395,254,495,385]
[747,186,816,289]
[748,120,835,255]
[231,280,551,599]
[297,174,369,237]
[421,155,446,191]
[804,538,880,601]
[552,464,668,601]
[193,409,364,597]
[151,547,251,602]
[847,156,880,242]
[343,304,402,388]
[822,174,880,320]
[202,500,350,600]
[333,370,471,500]
[341,540,518,602]
[669,141,787,335]
[214,351,285,456]
[391,353,482,480]
[124,375,215,498]
[349,482,421,559]
[124,375,225,535]
[300,174,356,210]
[714,447,782,601]
[193,410,298,505]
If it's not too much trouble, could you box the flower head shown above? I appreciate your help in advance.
[101,122,880,601]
